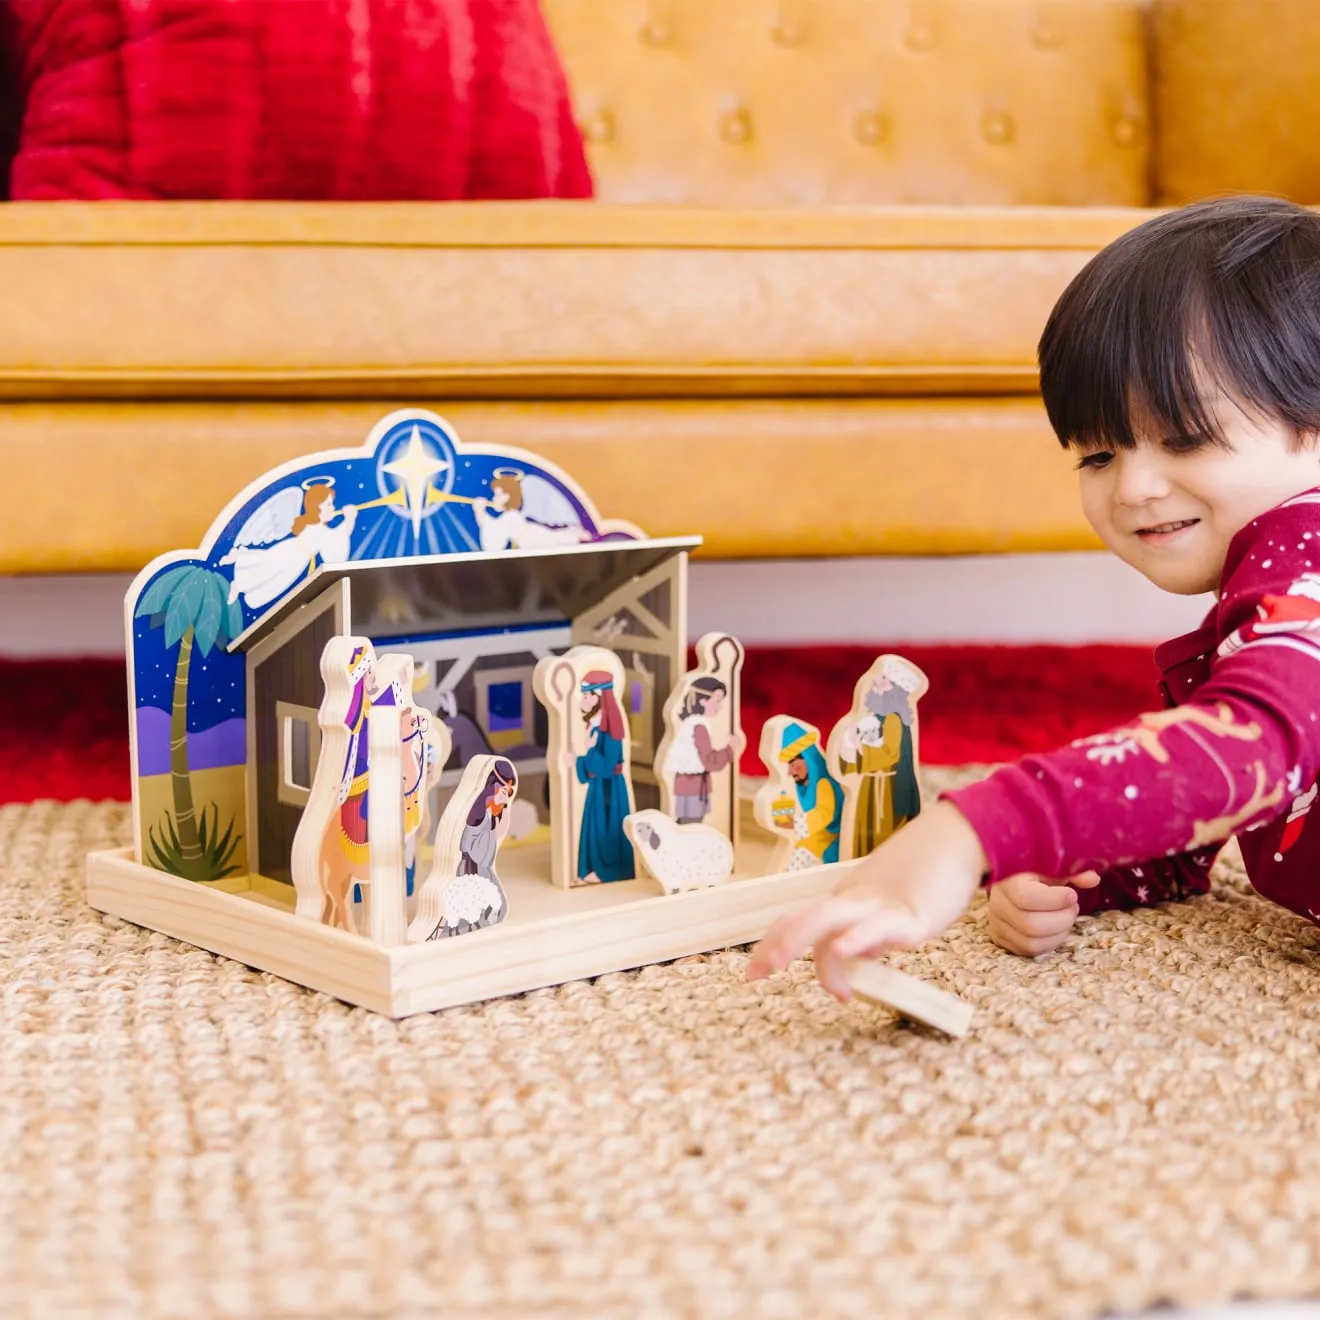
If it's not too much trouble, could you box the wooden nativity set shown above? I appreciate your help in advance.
[84,410,943,1020]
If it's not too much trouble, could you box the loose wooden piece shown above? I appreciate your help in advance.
[752,715,844,872]
[366,702,407,946]
[409,755,518,941]
[533,645,638,888]
[654,632,746,849]
[844,958,974,1037]
[624,809,734,894]
[826,654,930,861]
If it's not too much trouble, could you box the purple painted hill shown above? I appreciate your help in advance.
[135,707,247,777]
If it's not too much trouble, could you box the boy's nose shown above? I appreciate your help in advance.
[1112,450,1172,506]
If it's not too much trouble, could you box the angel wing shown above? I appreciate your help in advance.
[520,474,584,531]
[228,487,303,550]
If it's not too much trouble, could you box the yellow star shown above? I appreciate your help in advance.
[383,426,449,538]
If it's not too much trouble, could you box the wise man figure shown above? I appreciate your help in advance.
[777,722,842,870]
[837,657,924,857]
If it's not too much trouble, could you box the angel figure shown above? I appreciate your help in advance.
[472,468,593,552]
[221,479,358,611]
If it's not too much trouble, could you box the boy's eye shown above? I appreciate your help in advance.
[1076,450,1113,471]
[1163,432,1212,454]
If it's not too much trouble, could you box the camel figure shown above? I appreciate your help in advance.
[317,704,445,932]
[292,638,448,935]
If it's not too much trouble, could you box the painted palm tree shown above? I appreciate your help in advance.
[135,564,245,880]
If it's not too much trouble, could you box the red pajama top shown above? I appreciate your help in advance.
[944,488,1320,924]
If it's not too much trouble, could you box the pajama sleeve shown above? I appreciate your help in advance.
[1073,848,1219,916]
[942,544,1320,887]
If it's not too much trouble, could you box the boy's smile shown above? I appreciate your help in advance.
[1077,391,1320,596]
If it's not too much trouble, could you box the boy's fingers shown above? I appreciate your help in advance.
[1070,870,1102,889]
[811,937,857,1002]
[989,920,1065,958]
[830,907,928,961]
[746,899,882,979]
[1000,875,1080,913]
[990,899,1076,943]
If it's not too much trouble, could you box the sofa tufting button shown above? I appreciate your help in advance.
[904,24,936,51]
[639,20,670,46]
[1110,115,1140,147]
[853,111,889,147]
[719,106,753,145]
[580,108,616,144]
[981,110,1015,146]
[770,21,804,46]
[1029,8,1064,49]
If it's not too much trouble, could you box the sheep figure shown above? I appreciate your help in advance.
[625,809,734,894]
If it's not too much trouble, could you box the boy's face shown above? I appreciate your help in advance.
[1076,392,1320,596]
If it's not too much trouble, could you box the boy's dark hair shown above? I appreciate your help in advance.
[1038,195,1320,450]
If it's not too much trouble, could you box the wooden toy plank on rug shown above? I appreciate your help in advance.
[844,959,974,1038]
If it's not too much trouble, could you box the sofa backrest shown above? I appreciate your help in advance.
[542,0,1153,206]
[1152,0,1320,205]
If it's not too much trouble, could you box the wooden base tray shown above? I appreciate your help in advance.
[85,802,850,1017]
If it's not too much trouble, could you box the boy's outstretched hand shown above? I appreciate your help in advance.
[745,801,989,1001]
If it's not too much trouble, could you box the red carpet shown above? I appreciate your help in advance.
[0,646,1159,804]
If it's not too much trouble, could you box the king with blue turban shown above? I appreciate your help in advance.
[778,721,842,868]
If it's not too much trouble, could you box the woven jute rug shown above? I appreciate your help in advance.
[5,771,1320,1320]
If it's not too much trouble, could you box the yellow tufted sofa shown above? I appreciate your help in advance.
[1,0,1315,575]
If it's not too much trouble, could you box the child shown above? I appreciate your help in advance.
[748,195,1320,1002]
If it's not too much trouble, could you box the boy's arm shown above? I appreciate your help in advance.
[944,547,1320,886]
[942,663,1297,888]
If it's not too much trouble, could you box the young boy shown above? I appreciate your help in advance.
[748,195,1320,1001]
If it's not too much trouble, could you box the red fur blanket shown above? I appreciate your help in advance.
[0,0,592,200]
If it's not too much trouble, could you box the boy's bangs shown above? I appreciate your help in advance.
[1039,259,1225,453]
[1038,197,1320,455]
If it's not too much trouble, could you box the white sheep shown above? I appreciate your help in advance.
[625,810,735,894]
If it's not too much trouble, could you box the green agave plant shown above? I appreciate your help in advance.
[147,802,242,882]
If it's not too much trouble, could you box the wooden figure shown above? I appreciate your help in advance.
[533,646,638,887]
[366,701,408,946]
[409,755,518,941]
[290,637,447,934]
[844,959,974,1038]
[624,810,734,894]
[752,716,844,873]
[826,654,929,862]
[654,633,746,849]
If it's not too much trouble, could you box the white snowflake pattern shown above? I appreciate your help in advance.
[1136,885,1150,903]
[1071,732,1142,766]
